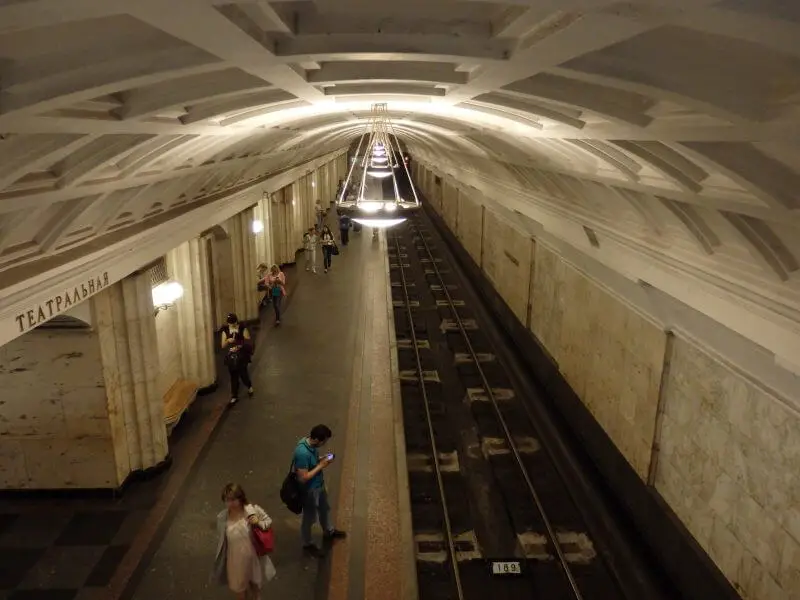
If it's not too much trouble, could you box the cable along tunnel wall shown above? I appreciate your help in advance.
[413,163,800,600]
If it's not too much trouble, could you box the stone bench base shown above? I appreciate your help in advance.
[164,379,199,435]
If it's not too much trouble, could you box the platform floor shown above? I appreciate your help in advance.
[0,219,414,600]
[130,222,413,600]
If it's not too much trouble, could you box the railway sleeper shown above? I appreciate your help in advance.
[429,285,458,295]
[480,436,541,457]
[440,318,478,332]
[406,451,461,473]
[454,352,495,364]
[400,369,441,383]
[393,299,421,308]
[435,299,465,308]
[465,387,515,403]
[517,531,597,564]
[397,338,431,350]
[414,532,482,563]
[391,280,415,287]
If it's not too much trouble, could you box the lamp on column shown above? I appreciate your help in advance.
[152,281,184,316]
[252,220,264,234]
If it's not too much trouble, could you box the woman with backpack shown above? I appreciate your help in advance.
[214,483,275,599]
[263,264,286,325]
[221,313,254,406]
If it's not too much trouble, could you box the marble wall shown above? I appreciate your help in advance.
[442,182,459,233]
[656,337,800,600]
[418,165,800,598]
[456,193,484,265]
[482,210,534,326]
[529,245,666,479]
[0,326,117,489]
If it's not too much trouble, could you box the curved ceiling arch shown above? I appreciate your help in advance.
[0,0,798,347]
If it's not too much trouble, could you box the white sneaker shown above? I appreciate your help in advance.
[305,267,309,271]
[312,268,317,274]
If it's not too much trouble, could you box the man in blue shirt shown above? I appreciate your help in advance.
[293,424,346,557]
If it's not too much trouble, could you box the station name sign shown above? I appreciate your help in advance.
[14,271,110,334]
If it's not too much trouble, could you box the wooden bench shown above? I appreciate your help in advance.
[164,379,199,435]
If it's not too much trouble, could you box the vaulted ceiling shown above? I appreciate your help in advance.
[0,0,799,355]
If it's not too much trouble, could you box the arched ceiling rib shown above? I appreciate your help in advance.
[0,0,798,340]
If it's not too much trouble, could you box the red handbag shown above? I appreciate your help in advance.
[251,525,274,556]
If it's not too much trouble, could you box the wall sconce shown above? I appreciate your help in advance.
[252,219,264,234]
[152,281,184,315]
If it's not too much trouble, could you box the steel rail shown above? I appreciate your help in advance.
[410,217,584,600]
[391,232,466,600]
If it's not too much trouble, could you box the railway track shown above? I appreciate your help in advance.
[389,211,625,600]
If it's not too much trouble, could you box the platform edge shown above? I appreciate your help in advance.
[384,232,419,600]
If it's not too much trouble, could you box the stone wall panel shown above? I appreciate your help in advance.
[656,336,800,600]
[529,245,666,479]
[0,327,113,489]
[456,193,483,266]
[481,210,532,325]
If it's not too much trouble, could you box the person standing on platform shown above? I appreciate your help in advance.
[221,313,253,406]
[315,200,324,230]
[264,265,286,326]
[303,227,318,274]
[338,212,351,246]
[320,225,335,273]
[293,425,346,557]
[214,483,276,599]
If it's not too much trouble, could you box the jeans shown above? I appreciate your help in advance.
[323,246,333,269]
[229,362,252,397]
[272,294,282,321]
[316,213,324,230]
[301,487,332,546]
[340,228,349,245]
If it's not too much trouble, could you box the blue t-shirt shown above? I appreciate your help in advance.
[293,438,324,490]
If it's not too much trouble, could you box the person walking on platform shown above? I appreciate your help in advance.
[303,227,318,274]
[338,212,352,246]
[264,264,286,325]
[221,313,254,406]
[214,483,276,600]
[293,424,346,557]
[320,225,335,273]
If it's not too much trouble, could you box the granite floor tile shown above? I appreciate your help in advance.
[83,546,128,587]
[54,512,126,546]
[8,591,77,600]
[17,546,105,590]
[0,514,73,549]
[0,548,46,589]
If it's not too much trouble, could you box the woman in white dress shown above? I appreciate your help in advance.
[213,483,276,600]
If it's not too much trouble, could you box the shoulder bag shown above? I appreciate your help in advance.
[279,460,305,515]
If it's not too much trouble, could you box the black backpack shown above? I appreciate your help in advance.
[279,462,305,514]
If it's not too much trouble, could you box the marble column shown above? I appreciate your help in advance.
[167,238,216,388]
[253,194,274,270]
[228,208,260,322]
[92,270,168,483]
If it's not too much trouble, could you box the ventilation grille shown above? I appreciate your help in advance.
[149,257,169,286]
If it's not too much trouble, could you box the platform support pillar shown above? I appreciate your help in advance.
[167,237,216,388]
[92,270,168,484]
